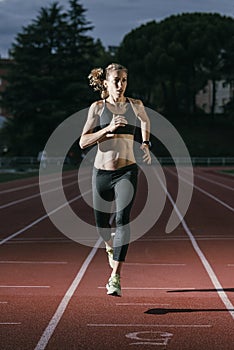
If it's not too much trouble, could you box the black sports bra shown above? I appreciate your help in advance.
[97,99,137,135]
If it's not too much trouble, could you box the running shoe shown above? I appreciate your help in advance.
[106,274,121,296]
[105,246,114,269]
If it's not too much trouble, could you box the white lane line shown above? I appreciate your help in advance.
[0,180,77,209]
[0,173,77,194]
[0,175,89,209]
[138,238,190,241]
[166,168,234,212]
[6,237,71,243]
[125,263,186,266]
[116,303,170,306]
[10,237,69,240]
[0,261,67,264]
[227,264,234,267]
[138,237,234,241]
[180,168,234,191]
[0,285,50,288]
[98,287,195,290]
[87,324,212,328]
[0,189,91,246]
[34,237,102,350]
[136,238,181,241]
[6,240,74,245]
[0,302,8,304]
[155,169,234,321]
[0,322,21,325]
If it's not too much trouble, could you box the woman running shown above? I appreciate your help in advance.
[79,63,151,296]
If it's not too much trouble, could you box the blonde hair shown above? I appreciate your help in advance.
[88,63,128,99]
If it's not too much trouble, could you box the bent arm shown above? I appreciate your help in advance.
[79,126,110,149]
[139,104,151,164]
[130,98,150,141]
[79,102,109,149]
[138,101,150,142]
[79,101,128,149]
[129,98,151,164]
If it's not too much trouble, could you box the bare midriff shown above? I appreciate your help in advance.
[94,134,136,170]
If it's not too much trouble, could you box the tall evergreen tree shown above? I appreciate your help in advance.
[61,0,98,111]
[1,1,105,155]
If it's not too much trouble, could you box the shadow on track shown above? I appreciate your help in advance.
[167,288,234,293]
[145,308,234,315]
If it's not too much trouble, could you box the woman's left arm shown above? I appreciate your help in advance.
[131,99,151,165]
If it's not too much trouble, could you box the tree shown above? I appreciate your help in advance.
[117,13,234,119]
[1,1,106,155]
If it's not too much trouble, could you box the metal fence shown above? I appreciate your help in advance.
[0,156,70,172]
[156,157,234,166]
[0,156,234,171]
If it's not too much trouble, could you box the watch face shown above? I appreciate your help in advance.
[143,141,151,147]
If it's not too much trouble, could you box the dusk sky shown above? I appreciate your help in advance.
[0,0,233,58]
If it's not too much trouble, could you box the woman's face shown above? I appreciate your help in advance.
[105,70,127,100]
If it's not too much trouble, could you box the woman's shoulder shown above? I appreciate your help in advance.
[127,97,142,103]
[127,97,144,116]
[89,99,105,114]
[127,97,144,106]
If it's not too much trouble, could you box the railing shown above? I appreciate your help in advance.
[157,157,234,166]
[136,157,234,166]
[0,156,70,171]
[0,156,234,171]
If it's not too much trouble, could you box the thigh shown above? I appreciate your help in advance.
[92,168,114,215]
[114,167,138,216]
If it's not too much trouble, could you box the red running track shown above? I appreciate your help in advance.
[0,166,233,350]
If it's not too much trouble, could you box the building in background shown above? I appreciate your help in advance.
[196,79,234,114]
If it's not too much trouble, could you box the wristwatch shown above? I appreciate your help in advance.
[142,141,151,147]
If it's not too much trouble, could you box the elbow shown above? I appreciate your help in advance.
[79,137,86,149]
[79,135,92,149]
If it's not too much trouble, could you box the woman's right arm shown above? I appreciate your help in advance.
[79,101,127,149]
[79,101,109,149]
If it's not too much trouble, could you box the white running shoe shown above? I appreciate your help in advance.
[106,274,121,296]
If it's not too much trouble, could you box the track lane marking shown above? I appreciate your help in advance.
[138,237,234,241]
[7,237,234,244]
[98,287,195,290]
[0,285,50,288]
[0,323,21,325]
[87,324,212,328]
[166,168,234,212]
[155,168,234,321]
[125,263,186,266]
[0,189,91,246]
[116,303,170,306]
[6,240,75,244]
[0,172,77,195]
[34,237,102,350]
[0,261,67,264]
[0,180,77,209]
[179,168,234,191]
[0,175,89,209]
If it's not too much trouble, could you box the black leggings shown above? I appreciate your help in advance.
[92,163,138,261]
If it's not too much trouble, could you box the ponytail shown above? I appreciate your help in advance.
[88,63,128,99]
[88,68,108,99]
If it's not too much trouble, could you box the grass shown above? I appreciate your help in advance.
[219,169,234,176]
